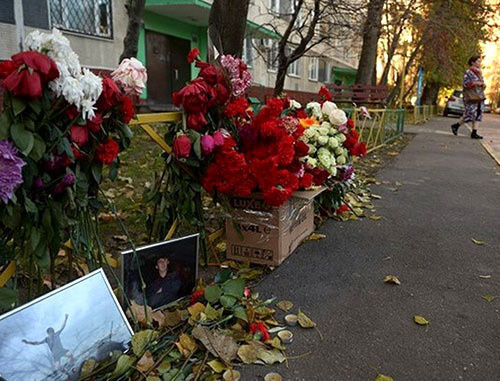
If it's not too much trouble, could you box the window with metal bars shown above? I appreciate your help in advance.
[49,0,113,39]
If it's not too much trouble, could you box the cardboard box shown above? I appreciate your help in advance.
[225,188,324,266]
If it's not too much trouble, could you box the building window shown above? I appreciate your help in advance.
[49,0,113,39]
[308,57,319,81]
[287,48,300,77]
[242,38,254,68]
[318,58,330,83]
[266,40,279,72]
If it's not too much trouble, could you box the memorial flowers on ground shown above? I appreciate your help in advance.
[0,29,146,296]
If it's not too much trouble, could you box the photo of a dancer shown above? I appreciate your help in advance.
[121,234,199,310]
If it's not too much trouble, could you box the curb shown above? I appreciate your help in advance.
[481,142,500,167]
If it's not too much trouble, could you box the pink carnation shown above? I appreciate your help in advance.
[220,55,252,98]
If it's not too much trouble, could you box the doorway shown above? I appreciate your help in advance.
[145,30,192,109]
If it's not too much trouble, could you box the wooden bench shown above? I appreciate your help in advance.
[326,84,390,107]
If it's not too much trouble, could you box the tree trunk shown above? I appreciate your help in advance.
[209,0,250,58]
[120,0,147,62]
[421,83,440,105]
[274,59,288,96]
[355,0,385,85]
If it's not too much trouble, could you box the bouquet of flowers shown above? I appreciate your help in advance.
[0,29,146,291]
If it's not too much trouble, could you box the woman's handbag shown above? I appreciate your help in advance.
[463,86,485,104]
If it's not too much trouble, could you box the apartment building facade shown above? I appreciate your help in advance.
[0,0,360,109]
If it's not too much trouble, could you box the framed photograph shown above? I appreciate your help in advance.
[121,233,199,310]
[0,269,133,381]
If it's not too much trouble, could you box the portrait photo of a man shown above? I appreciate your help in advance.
[121,234,199,310]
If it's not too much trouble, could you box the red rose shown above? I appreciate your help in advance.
[12,51,59,81]
[173,135,192,158]
[86,114,103,133]
[96,76,122,112]
[2,70,43,98]
[295,140,309,157]
[187,47,200,63]
[95,138,120,165]
[66,105,80,121]
[120,96,134,124]
[173,78,211,113]
[214,83,229,105]
[70,125,89,146]
[199,65,221,86]
[187,112,207,131]
[0,60,19,79]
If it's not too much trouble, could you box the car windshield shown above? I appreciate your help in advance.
[452,90,463,98]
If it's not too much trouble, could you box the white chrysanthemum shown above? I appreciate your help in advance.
[66,52,82,76]
[81,98,97,120]
[328,137,339,149]
[317,135,329,146]
[321,101,337,116]
[318,148,335,170]
[337,155,347,165]
[307,143,317,155]
[306,157,318,167]
[24,30,44,51]
[329,109,348,126]
[303,127,317,140]
[290,99,302,110]
[317,126,329,136]
[337,133,347,143]
[80,69,103,102]
[335,147,344,155]
[61,77,85,109]
[329,127,338,135]
[306,102,322,119]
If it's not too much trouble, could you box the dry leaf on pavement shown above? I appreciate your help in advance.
[192,326,238,364]
[482,294,496,303]
[471,238,486,246]
[136,351,155,372]
[298,309,316,328]
[413,315,429,325]
[376,374,394,381]
[276,300,294,312]
[384,275,401,285]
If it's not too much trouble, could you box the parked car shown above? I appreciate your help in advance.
[443,90,465,117]
[484,100,491,113]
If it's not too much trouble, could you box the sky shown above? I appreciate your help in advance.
[0,271,132,381]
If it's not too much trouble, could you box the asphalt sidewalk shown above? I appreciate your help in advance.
[242,116,500,380]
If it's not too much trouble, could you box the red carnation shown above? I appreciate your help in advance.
[70,125,89,146]
[95,138,120,165]
[310,167,330,186]
[335,204,349,214]
[0,60,19,79]
[190,289,204,304]
[173,135,192,158]
[351,142,367,157]
[250,322,270,342]
[96,76,122,112]
[295,140,309,157]
[347,118,355,129]
[86,114,103,133]
[299,173,313,189]
[120,96,135,124]
[187,112,208,131]
[187,47,200,63]
[319,86,332,101]
[224,98,249,118]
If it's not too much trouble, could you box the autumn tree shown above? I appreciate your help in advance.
[208,0,251,57]
[120,0,147,62]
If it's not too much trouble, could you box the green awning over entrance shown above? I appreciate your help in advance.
[146,0,280,39]
[332,66,357,85]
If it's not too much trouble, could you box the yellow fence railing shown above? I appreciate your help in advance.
[413,105,437,124]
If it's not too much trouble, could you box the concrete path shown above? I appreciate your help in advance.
[242,116,500,380]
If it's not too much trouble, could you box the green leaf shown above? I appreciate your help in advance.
[193,134,201,159]
[162,369,185,381]
[109,160,119,181]
[112,354,135,378]
[482,294,496,303]
[233,307,248,322]
[0,288,18,310]
[10,123,34,156]
[204,285,223,303]
[214,269,232,284]
[29,135,46,161]
[0,112,10,140]
[223,278,245,298]
[29,227,41,251]
[11,97,26,116]
[91,162,103,183]
[28,99,42,114]
[132,330,157,356]
[220,295,237,309]
[24,197,38,214]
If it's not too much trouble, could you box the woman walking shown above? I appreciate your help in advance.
[451,55,486,139]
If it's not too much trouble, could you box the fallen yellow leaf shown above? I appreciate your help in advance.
[276,300,294,312]
[376,374,394,381]
[387,151,399,156]
[479,275,492,279]
[414,315,429,325]
[482,294,496,303]
[369,215,382,221]
[384,275,401,285]
[297,309,316,328]
[307,233,326,241]
[471,238,486,246]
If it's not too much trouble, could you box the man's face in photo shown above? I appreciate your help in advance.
[156,257,170,274]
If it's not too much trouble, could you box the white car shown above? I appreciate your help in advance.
[443,90,464,117]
